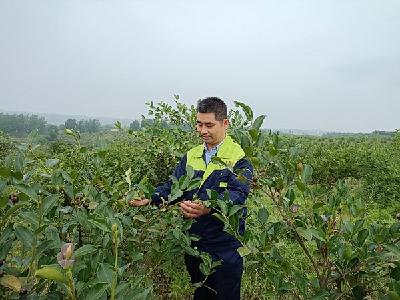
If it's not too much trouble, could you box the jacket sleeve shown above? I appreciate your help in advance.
[151,154,187,205]
[225,158,253,205]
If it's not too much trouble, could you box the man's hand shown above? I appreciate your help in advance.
[180,200,210,218]
[128,198,150,207]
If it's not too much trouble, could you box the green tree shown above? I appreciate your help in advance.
[129,120,140,131]
[65,119,77,130]
[46,125,59,141]
[0,113,46,137]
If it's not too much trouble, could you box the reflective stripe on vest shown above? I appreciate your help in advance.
[186,135,245,187]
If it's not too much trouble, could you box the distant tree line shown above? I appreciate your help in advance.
[0,113,183,140]
[0,113,47,137]
[64,118,151,132]
[64,118,101,133]
[323,130,396,138]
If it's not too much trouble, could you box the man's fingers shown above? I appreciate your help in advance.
[180,206,200,218]
[181,201,203,210]
[180,203,202,218]
[185,213,198,218]
[180,202,201,213]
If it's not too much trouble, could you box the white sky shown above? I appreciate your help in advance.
[0,0,399,132]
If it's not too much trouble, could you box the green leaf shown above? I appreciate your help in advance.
[124,288,151,300]
[310,290,330,300]
[387,291,400,300]
[312,202,324,210]
[168,189,183,203]
[130,252,144,263]
[217,199,228,215]
[1,203,26,227]
[211,156,229,168]
[250,157,260,168]
[228,205,244,217]
[45,159,60,168]
[114,121,122,130]
[389,265,400,281]
[186,165,194,180]
[343,221,354,234]
[301,164,313,183]
[353,219,364,233]
[249,129,258,141]
[295,180,306,192]
[179,174,190,190]
[342,244,353,260]
[0,179,6,194]
[0,241,12,260]
[297,227,312,241]
[187,178,201,191]
[65,128,74,135]
[79,146,87,153]
[257,207,269,224]
[35,266,66,283]
[125,168,132,188]
[237,246,252,257]
[285,188,295,203]
[12,171,23,180]
[0,166,11,178]
[308,228,326,242]
[41,194,60,217]
[132,214,147,222]
[234,101,253,122]
[97,263,113,285]
[74,244,97,258]
[0,166,11,179]
[0,195,8,209]
[64,184,74,200]
[85,282,109,300]
[278,281,294,292]
[60,170,72,183]
[89,218,111,232]
[115,282,130,297]
[251,115,266,131]
[383,244,400,259]
[19,210,39,229]
[36,240,54,257]
[294,272,307,296]
[357,229,369,246]
[15,183,38,201]
[14,225,34,249]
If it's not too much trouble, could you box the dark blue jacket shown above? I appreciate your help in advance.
[151,136,253,262]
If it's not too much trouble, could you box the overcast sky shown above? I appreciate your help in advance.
[0,0,399,132]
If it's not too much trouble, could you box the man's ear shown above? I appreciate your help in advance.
[223,119,229,128]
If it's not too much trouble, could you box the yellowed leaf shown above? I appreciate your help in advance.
[0,274,22,292]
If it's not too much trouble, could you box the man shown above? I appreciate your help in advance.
[130,97,253,299]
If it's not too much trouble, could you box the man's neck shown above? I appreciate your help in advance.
[205,137,225,151]
[205,143,217,151]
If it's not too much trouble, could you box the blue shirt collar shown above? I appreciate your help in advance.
[204,138,225,165]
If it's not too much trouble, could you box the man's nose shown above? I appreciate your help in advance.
[201,127,208,134]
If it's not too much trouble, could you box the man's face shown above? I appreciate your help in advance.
[196,112,229,148]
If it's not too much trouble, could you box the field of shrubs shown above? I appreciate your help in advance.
[0,101,399,299]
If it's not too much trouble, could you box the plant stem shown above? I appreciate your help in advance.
[111,231,119,300]
[267,186,323,285]
[66,269,76,300]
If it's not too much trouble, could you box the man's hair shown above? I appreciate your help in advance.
[197,97,228,121]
